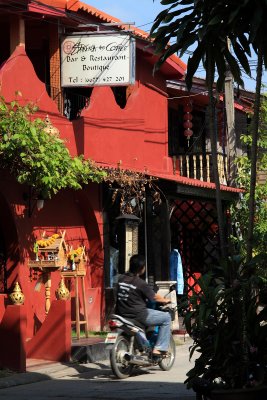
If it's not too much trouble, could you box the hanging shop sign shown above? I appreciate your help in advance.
[61,33,136,87]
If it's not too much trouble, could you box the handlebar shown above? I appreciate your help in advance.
[158,303,177,321]
[159,303,176,310]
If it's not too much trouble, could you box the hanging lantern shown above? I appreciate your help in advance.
[183,120,193,130]
[184,129,193,141]
[183,113,193,121]
[183,102,193,145]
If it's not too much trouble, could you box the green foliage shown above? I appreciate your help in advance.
[151,2,267,394]
[151,0,267,258]
[151,1,267,90]
[231,95,267,259]
[150,0,251,90]
[0,97,106,198]
[181,255,267,392]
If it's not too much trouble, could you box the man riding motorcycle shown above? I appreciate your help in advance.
[115,254,172,357]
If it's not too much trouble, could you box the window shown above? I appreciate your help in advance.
[0,18,10,66]
[63,87,93,120]
[168,106,206,156]
[111,86,127,109]
[168,106,184,156]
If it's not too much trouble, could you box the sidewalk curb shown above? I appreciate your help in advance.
[0,363,92,389]
[71,340,109,363]
[0,372,50,389]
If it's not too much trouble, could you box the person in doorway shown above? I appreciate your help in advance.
[115,254,172,356]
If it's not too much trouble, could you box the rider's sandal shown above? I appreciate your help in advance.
[153,350,167,355]
[152,350,169,361]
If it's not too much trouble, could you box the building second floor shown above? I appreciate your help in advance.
[0,0,252,191]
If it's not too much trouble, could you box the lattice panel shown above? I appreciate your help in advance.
[170,199,219,296]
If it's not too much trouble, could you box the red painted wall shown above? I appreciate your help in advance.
[0,45,176,177]
[26,300,71,362]
[83,83,170,174]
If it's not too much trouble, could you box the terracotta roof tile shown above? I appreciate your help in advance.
[98,162,243,194]
[153,172,243,193]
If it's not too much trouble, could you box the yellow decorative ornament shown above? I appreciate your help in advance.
[9,282,25,305]
[55,278,70,301]
[67,247,83,261]
[36,233,60,249]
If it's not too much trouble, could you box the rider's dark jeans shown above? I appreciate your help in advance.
[141,309,171,352]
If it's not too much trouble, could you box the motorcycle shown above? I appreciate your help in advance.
[105,288,177,379]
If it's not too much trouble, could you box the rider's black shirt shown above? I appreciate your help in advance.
[115,273,155,321]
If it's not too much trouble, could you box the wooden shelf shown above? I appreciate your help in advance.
[61,270,86,277]
[28,259,65,270]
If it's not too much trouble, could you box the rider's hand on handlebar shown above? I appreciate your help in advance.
[154,293,174,304]
[164,298,172,304]
[154,292,171,304]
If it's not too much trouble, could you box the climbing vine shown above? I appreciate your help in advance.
[103,166,162,216]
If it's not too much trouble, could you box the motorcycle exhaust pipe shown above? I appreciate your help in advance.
[124,353,151,366]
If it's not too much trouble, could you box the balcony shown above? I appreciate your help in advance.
[177,152,228,185]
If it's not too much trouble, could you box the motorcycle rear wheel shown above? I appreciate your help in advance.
[110,335,134,379]
[158,335,176,371]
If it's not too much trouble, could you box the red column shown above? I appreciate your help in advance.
[0,305,27,372]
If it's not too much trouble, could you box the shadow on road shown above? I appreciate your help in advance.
[0,362,195,400]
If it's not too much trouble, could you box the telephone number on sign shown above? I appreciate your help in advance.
[85,76,125,83]
[102,76,125,83]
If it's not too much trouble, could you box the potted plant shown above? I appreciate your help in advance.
[181,254,267,400]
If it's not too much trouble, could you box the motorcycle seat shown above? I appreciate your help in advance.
[111,314,145,330]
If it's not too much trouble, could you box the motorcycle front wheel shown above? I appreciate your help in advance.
[158,335,176,371]
[110,334,134,379]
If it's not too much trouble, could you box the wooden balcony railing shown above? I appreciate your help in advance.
[177,153,228,185]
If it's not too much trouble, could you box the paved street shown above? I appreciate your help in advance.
[0,340,196,400]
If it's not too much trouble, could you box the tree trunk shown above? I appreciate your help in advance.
[246,46,263,261]
[207,51,227,258]
[225,69,236,186]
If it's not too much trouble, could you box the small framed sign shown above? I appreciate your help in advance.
[61,33,136,87]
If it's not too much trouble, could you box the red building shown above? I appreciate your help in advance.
[0,0,248,371]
